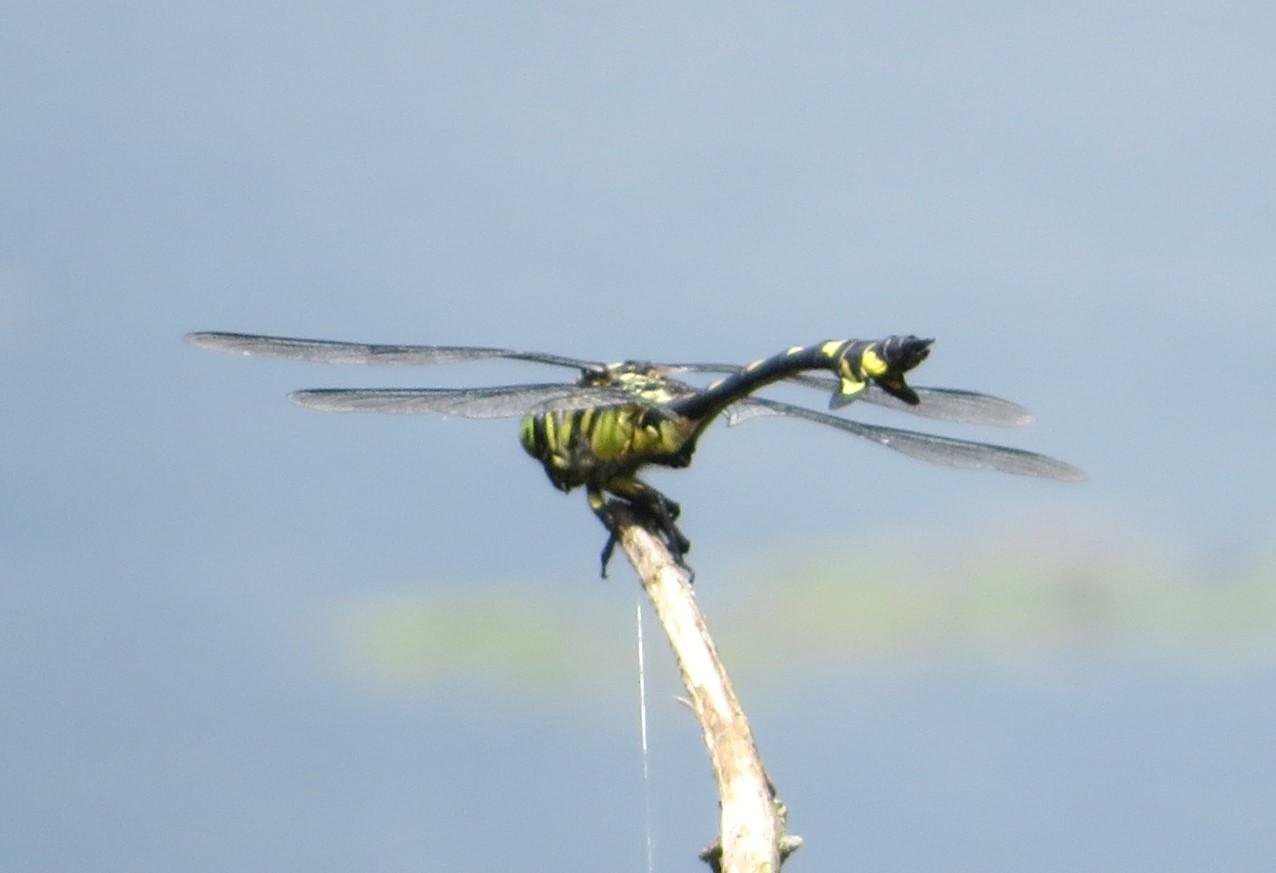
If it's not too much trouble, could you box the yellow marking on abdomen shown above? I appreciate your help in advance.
[820,340,844,359]
[860,346,888,376]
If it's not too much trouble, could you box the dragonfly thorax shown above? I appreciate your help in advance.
[519,403,698,492]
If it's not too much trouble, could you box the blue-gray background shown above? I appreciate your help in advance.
[4,3,1275,871]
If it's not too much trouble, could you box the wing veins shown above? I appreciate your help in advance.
[666,361,1033,426]
[288,383,652,418]
[186,331,599,370]
[733,397,1085,481]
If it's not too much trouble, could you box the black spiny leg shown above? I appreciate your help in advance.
[606,477,693,575]
[587,480,694,578]
[587,485,622,578]
[642,489,692,562]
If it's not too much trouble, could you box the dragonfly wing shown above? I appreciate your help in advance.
[788,374,1035,426]
[721,381,1033,427]
[186,331,599,370]
[721,402,775,425]
[289,384,635,419]
[860,385,1034,426]
[735,398,1085,481]
[667,362,1033,426]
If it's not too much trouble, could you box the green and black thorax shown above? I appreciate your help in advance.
[518,335,933,492]
[517,363,699,491]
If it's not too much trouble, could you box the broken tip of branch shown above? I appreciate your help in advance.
[609,502,802,871]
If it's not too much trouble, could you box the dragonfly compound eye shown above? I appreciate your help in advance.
[879,335,933,374]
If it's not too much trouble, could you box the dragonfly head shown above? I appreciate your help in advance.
[833,335,933,408]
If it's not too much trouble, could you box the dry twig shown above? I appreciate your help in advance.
[612,504,802,872]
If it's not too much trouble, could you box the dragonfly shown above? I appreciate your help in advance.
[187,331,1085,575]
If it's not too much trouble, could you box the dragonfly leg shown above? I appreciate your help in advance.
[587,486,623,578]
[594,477,692,577]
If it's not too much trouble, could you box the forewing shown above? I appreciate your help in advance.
[857,385,1033,426]
[289,384,636,418]
[734,398,1085,481]
[665,362,1033,426]
[186,331,598,370]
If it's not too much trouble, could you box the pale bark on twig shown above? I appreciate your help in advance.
[612,504,802,872]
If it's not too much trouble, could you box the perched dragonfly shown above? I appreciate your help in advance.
[188,331,1084,575]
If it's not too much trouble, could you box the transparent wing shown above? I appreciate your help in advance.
[734,397,1086,481]
[288,383,640,419]
[861,384,1032,425]
[186,334,1033,424]
[186,331,599,371]
[667,362,1033,426]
